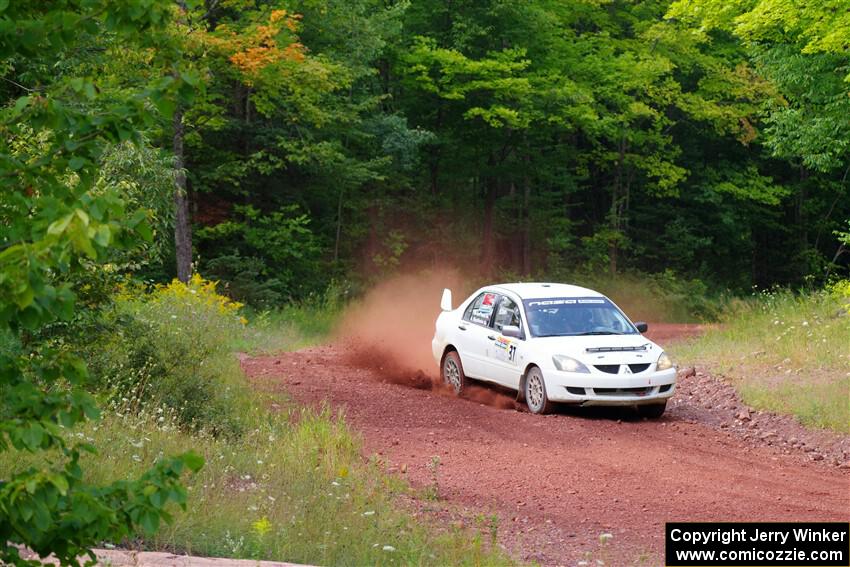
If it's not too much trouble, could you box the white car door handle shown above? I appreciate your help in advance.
[458,324,467,331]
[487,334,496,340]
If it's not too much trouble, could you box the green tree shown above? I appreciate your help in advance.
[0,2,202,564]
[668,0,850,280]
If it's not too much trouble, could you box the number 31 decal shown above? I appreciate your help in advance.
[508,344,517,363]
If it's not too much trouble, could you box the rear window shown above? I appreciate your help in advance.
[463,292,497,326]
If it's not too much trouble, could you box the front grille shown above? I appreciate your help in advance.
[565,386,586,395]
[594,363,651,374]
[658,384,672,393]
[593,387,654,397]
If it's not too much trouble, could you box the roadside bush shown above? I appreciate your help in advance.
[827,278,850,314]
[205,253,284,308]
[85,275,252,437]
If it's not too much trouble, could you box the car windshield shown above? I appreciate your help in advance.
[523,297,638,337]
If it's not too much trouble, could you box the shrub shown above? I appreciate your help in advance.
[85,276,252,437]
[196,204,326,305]
[827,278,850,314]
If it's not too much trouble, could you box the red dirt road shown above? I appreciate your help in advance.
[244,325,849,565]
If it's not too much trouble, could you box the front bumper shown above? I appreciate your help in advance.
[543,367,677,406]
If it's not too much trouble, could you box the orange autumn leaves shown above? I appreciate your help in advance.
[212,9,305,84]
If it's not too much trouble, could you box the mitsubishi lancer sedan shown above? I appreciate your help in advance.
[431,283,676,416]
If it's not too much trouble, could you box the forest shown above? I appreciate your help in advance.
[1,0,849,565]
[5,0,848,307]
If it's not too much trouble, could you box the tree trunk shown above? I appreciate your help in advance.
[333,187,344,264]
[509,181,520,270]
[522,154,531,275]
[608,134,627,277]
[173,106,193,282]
[481,177,496,271]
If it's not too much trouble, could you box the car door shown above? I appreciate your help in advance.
[485,294,525,388]
[455,291,499,379]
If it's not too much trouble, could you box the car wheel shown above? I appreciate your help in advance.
[442,351,466,395]
[524,366,552,414]
[637,401,666,418]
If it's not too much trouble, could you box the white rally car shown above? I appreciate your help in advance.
[431,283,676,416]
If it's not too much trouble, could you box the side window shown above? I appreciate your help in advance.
[494,296,522,333]
[463,292,497,326]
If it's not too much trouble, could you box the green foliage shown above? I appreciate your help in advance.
[3,0,850,558]
[0,2,203,564]
[196,205,323,305]
[668,0,850,173]
[0,405,515,566]
[0,287,505,564]
[94,141,176,268]
[114,0,847,297]
[83,277,253,437]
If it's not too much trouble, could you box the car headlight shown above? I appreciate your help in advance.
[656,352,673,371]
[552,355,590,373]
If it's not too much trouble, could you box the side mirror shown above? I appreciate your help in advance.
[502,325,522,339]
[635,321,648,333]
[440,288,452,312]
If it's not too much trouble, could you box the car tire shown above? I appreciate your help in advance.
[441,351,466,395]
[637,401,667,418]
[524,366,552,414]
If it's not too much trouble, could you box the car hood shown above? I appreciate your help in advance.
[531,334,663,364]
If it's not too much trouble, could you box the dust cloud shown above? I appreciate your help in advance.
[336,269,518,410]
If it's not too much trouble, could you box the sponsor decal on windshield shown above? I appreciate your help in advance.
[527,297,607,307]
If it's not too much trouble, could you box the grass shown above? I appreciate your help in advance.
[0,278,516,565]
[234,292,345,354]
[672,285,850,433]
[0,402,516,565]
